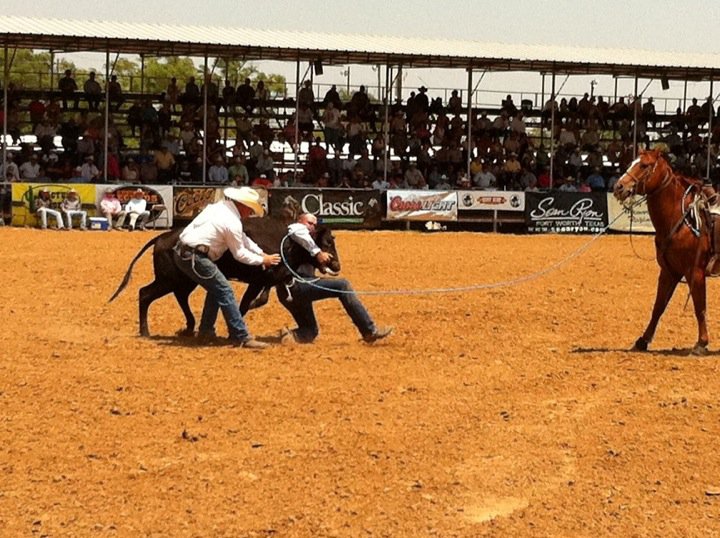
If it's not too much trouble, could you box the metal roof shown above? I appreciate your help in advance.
[1,15,719,80]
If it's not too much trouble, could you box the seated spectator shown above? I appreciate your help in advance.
[228,155,250,186]
[100,188,123,230]
[84,72,102,111]
[434,174,452,190]
[255,149,275,178]
[587,167,606,191]
[208,156,229,184]
[0,153,20,182]
[235,112,253,150]
[79,155,101,182]
[372,175,390,191]
[154,145,176,183]
[298,80,315,112]
[404,162,426,188]
[251,173,273,188]
[35,119,57,154]
[19,154,40,180]
[472,162,496,190]
[121,157,140,183]
[27,98,46,130]
[34,188,64,230]
[61,188,87,230]
[58,69,79,110]
[117,188,150,231]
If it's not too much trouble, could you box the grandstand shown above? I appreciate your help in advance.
[2,16,720,228]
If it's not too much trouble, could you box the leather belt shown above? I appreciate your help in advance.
[176,241,210,256]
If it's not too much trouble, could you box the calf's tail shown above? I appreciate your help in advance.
[108,236,162,302]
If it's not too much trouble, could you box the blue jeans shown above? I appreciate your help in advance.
[173,248,251,341]
[279,277,376,343]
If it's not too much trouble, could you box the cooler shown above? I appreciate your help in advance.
[89,217,109,230]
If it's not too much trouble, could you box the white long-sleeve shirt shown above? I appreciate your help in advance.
[288,222,320,276]
[124,197,148,214]
[179,199,264,264]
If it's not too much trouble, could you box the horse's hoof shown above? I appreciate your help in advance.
[632,338,649,352]
[176,328,195,337]
[690,344,709,356]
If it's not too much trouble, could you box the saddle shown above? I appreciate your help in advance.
[703,189,720,277]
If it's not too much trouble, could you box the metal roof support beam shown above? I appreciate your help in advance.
[202,54,207,185]
[466,67,473,184]
[383,64,390,183]
[104,49,110,182]
[707,75,714,181]
[549,70,556,189]
[632,75,639,159]
[2,44,8,188]
[140,54,145,94]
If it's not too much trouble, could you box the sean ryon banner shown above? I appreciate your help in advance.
[525,191,608,233]
[386,190,458,221]
[606,193,655,233]
[457,190,525,212]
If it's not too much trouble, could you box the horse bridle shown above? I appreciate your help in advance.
[625,158,673,197]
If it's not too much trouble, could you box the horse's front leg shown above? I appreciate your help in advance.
[634,268,681,351]
[686,266,709,355]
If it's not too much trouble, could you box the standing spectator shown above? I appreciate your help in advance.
[100,188,123,230]
[165,77,180,112]
[117,188,150,231]
[182,76,200,107]
[84,72,102,111]
[35,119,57,154]
[58,69,79,110]
[255,80,270,116]
[61,188,87,230]
[322,101,342,153]
[236,78,255,113]
[323,84,342,110]
[298,80,315,112]
[34,188,64,229]
[221,79,236,112]
[19,154,40,180]
[108,75,124,111]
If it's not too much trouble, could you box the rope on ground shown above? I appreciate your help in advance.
[280,204,640,297]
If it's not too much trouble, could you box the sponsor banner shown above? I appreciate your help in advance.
[268,188,383,228]
[96,184,174,227]
[1,183,11,222]
[11,183,98,226]
[525,191,608,233]
[457,190,525,211]
[606,193,655,233]
[172,187,269,222]
[386,190,458,221]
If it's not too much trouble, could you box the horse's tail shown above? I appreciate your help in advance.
[108,235,161,303]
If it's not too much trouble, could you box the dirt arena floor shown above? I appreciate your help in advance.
[3,226,720,537]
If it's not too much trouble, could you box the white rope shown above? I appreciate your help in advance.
[280,207,635,297]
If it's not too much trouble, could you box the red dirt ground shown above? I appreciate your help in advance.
[2,227,720,537]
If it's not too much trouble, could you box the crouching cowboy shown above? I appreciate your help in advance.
[173,187,281,348]
[279,212,393,344]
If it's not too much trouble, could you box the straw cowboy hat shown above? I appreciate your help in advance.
[224,186,264,217]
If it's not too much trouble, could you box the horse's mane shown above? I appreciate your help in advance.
[651,150,705,190]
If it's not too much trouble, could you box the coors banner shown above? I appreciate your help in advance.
[268,188,383,228]
[386,190,458,221]
[525,191,608,233]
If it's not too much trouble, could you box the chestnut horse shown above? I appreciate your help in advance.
[613,149,714,354]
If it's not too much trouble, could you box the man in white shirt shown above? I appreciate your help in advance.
[173,187,281,348]
[0,153,20,181]
[60,188,87,230]
[279,213,392,344]
[117,188,151,230]
[19,154,40,180]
